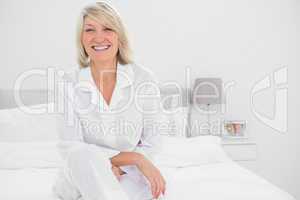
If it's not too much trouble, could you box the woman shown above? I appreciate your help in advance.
[53,2,166,200]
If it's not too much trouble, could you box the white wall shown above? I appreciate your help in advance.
[1,0,299,199]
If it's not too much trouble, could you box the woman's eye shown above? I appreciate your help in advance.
[104,27,113,32]
[85,28,95,32]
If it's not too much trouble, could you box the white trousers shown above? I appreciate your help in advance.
[53,145,153,200]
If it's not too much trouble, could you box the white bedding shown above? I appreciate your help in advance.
[0,106,295,200]
[0,162,295,200]
[162,162,295,200]
[0,168,59,200]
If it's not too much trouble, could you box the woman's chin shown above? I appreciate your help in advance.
[91,56,115,63]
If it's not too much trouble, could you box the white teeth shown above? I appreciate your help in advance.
[93,45,110,51]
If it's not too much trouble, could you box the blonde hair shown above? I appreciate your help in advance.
[77,1,132,68]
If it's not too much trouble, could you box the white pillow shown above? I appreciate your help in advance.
[0,142,62,169]
[158,107,188,137]
[0,104,59,142]
[153,135,231,167]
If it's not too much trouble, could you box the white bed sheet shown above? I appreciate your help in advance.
[0,162,295,200]
[0,168,59,200]
[162,161,295,200]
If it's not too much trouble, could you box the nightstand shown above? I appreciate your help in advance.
[221,138,257,171]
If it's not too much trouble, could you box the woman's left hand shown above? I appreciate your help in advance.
[136,156,166,199]
[111,165,126,181]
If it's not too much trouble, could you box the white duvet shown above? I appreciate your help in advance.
[161,162,295,200]
[0,162,295,200]
[0,137,295,200]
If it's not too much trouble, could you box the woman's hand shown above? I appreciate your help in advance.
[110,152,166,197]
[136,156,166,199]
[111,165,126,181]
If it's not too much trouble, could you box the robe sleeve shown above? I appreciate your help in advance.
[132,72,163,162]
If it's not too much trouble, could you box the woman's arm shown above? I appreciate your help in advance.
[110,151,166,198]
[110,151,143,167]
[110,73,166,199]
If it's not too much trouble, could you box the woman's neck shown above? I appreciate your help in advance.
[90,59,117,83]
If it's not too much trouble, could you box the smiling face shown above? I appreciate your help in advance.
[81,17,119,67]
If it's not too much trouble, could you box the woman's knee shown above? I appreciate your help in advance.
[67,145,91,167]
[66,145,111,168]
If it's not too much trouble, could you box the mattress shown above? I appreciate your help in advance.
[0,168,59,200]
[162,162,295,200]
[0,162,295,200]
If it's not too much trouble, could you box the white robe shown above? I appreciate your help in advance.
[53,63,164,200]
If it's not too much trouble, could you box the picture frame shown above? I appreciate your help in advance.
[222,120,247,138]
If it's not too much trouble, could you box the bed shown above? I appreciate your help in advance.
[0,101,296,200]
[0,162,295,200]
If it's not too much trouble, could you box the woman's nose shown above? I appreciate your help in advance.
[94,30,105,41]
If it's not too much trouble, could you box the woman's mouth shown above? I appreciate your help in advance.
[91,45,111,52]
